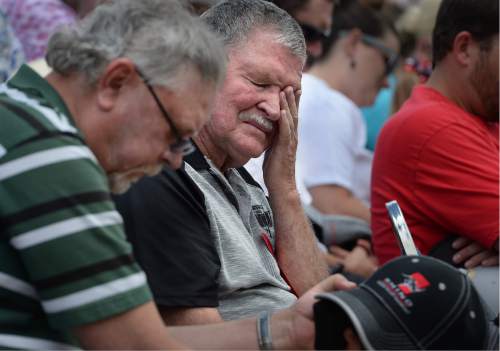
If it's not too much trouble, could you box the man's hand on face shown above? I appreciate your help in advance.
[262,86,301,194]
[274,274,356,349]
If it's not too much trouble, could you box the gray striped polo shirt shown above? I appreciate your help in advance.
[183,152,297,320]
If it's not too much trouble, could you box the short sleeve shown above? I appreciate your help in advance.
[414,123,499,248]
[113,166,221,308]
[0,137,152,330]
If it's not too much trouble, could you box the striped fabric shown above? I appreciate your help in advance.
[0,65,152,349]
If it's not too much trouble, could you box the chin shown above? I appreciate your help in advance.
[108,176,133,194]
[244,145,268,161]
[108,164,163,194]
[232,136,265,155]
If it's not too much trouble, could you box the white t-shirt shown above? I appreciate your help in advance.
[296,73,373,205]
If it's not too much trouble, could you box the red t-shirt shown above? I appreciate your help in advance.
[371,85,499,264]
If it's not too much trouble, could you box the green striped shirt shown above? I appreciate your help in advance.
[0,65,152,349]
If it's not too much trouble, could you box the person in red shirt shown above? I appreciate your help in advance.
[371,0,499,267]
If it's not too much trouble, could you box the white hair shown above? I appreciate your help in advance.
[201,0,306,63]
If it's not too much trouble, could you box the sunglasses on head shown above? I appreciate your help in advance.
[300,23,329,43]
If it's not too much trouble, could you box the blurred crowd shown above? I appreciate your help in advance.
[0,0,498,349]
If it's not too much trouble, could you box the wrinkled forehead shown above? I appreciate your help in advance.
[227,29,304,88]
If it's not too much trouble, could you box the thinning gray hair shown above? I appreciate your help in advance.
[46,0,226,88]
[201,0,306,63]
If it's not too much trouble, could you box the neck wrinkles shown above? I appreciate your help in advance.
[193,131,233,172]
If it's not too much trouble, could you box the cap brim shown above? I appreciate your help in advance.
[316,289,418,350]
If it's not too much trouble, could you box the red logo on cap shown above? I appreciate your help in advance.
[398,272,430,295]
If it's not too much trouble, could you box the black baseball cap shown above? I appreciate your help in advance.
[314,255,494,350]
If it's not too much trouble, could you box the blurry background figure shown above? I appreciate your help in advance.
[362,0,440,150]
[390,0,440,113]
[296,0,399,223]
[295,0,399,279]
[360,74,396,151]
[270,0,335,69]
[395,0,440,65]
[0,9,24,82]
[0,0,77,61]
[391,69,419,112]
[0,0,103,77]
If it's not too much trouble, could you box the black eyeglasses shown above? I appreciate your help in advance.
[360,34,399,75]
[136,69,195,156]
[300,23,330,43]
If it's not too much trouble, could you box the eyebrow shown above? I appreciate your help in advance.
[247,69,301,90]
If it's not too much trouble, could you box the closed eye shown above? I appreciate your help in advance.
[250,80,270,88]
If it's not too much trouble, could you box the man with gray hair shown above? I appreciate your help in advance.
[0,0,351,349]
[115,0,330,326]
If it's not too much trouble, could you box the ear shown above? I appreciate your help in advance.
[343,28,363,59]
[96,58,137,111]
[452,31,478,68]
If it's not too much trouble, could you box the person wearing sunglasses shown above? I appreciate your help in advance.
[294,0,399,270]
[270,0,334,68]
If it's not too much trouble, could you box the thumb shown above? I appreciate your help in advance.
[312,274,357,295]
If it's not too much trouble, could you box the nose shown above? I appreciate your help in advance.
[256,87,281,121]
[162,149,184,170]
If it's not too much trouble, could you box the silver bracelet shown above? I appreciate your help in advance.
[257,311,273,350]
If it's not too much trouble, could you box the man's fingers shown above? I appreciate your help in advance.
[285,87,298,127]
[452,241,483,264]
[464,250,494,268]
[294,89,302,110]
[279,87,296,135]
[295,275,356,320]
[349,246,370,259]
[329,245,349,259]
[451,238,497,268]
[482,254,499,266]
[276,92,291,142]
[452,236,471,250]
[313,274,357,293]
[279,92,292,135]
[325,253,343,267]
[356,239,372,254]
